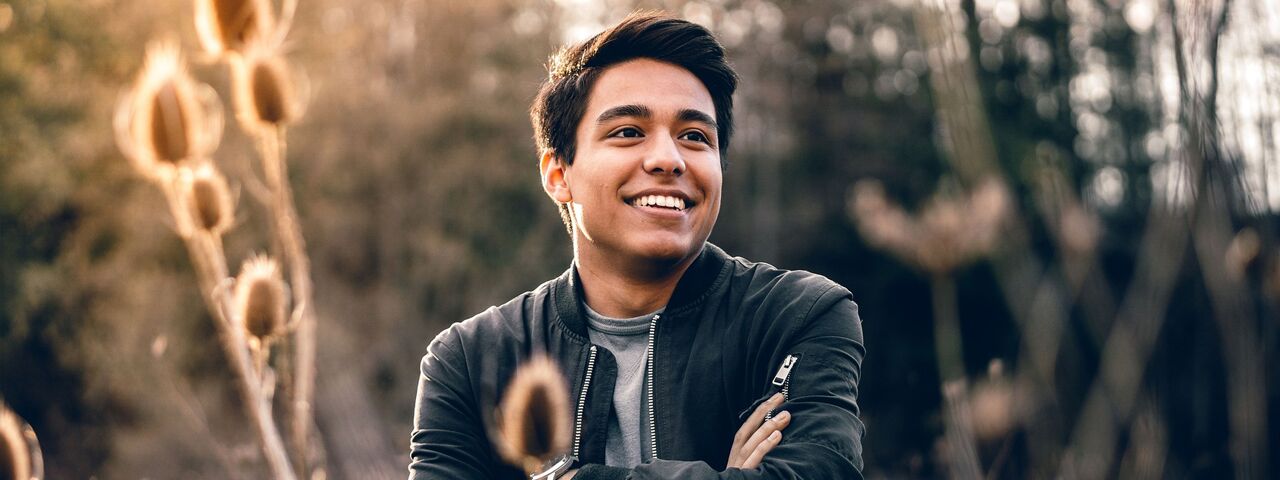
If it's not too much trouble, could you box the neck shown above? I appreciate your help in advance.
[573,238,698,319]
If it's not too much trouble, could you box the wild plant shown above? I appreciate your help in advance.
[113,1,315,478]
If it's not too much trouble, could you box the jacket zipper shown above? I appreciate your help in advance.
[572,345,598,458]
[766,354,800,421]
[645,313,660,460]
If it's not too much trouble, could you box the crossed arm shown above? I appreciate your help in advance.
[561,392,792,479]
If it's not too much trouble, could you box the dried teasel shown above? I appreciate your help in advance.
[114,41,222,183]
[194,0,274,57]
[1057,205,1101,256]
[180,163,235,236]
[963,179,1010,255]
[969,360,1017,442]
[850,180,917,256]
[495,355,573,475]
[1224,228,1261,281]
[0,400,43,480]
[231,45,304,133]
[234,255,288,343]
[851,177,1010,274]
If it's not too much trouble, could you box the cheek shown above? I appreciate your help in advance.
[699,165,724,203]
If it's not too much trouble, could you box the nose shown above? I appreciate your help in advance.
[642,134,685,176]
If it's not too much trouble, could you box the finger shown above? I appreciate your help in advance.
[730,393,785,464]
[742,430,783,469]
[737,393,784,444]
[742,410,790,456]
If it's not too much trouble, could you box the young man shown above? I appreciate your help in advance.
[410,12,865,479]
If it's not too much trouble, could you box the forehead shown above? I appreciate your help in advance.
[584,58,716,121]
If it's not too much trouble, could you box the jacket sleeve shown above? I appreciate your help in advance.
[408,326,499,479]
[575,287,867,480]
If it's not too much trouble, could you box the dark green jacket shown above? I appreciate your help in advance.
[409,243,866,479]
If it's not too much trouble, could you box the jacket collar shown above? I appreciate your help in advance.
[553,242,732,339]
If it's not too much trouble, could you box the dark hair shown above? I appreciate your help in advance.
[530,11,739,232]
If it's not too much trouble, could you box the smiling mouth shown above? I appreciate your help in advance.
[628,194,689,212]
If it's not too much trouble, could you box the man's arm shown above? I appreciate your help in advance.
[572,289,867,479]
[409,327,508,479]
[563,393,790,480]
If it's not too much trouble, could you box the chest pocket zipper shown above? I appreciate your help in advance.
[765,354,800,421]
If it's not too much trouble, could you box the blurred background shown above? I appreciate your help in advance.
[1,0,1277,478]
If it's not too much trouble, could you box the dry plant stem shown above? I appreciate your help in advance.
[161,180,297,479]
[941,381,983,480]
[915,2,1070,473]
[930,274,965,383]
[155,359,241,473]
[258,127,318,474]
[930,274,982,479]
[1056,213,1187,479]
[1171,0,1267,475]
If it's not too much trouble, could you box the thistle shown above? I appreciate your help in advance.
[496,355,573,475]
[114,41,222,183]
[181,163,235,236]
[234,255,288,344]
[232,45,302,134]
[194,0,273,57]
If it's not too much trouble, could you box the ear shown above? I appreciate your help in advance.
[539,150,573,204]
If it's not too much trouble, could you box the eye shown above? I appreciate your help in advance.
[679,130,710,144]
[609,127,644,138]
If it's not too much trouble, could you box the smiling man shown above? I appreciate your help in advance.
[410,12,866,480]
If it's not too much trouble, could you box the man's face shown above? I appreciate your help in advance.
[559,58,723,267]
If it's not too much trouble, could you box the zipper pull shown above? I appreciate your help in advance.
[772,354,800,386]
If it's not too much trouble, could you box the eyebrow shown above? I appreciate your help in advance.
[594,105,718,131]
[677,108,717,131]
[596,104,652,124]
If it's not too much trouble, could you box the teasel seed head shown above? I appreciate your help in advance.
[232,45,303,133]
[234,255,288,342]
[0,400,42,480]
[115,41,222,183]
[963,179,1010,256]
[970,360,1017,442]
[496,355,572,475]
[1225,228,1261,281]
[148,81,192,163]
[181,163,235,236]
[1058,205,1101,256]
[850,180,919,263]
[194,0,273,57]
[852,178,1010,274]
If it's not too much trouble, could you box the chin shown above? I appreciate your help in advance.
[631,236,701,263]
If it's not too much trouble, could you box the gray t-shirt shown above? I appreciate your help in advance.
[583,304,662,468]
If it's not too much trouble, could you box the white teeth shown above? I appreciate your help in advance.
[631,194,686,210]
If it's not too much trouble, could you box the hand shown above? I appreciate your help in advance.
[561,468,577,479]
[726,392,791,469]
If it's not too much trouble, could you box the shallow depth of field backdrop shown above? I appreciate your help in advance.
[1,0,1277,478]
